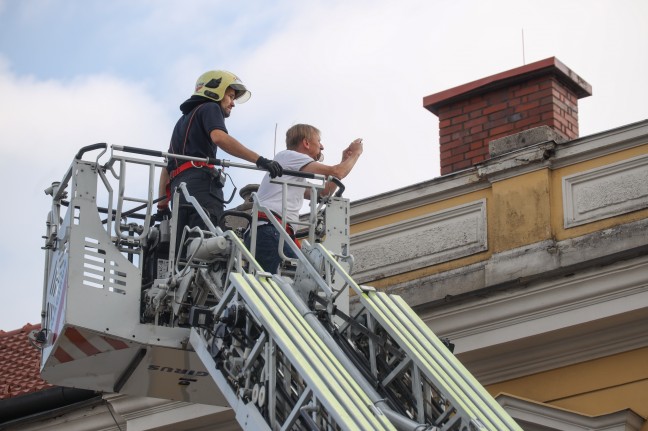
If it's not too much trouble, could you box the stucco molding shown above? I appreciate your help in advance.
[551,119,648,169]
[351,199,487,283]
[420,254,648,384]
[461,308,648,385]
[496,394,645,431]
[563,153,648,227]
[357,217,648,310]
[426,256,648,348]
[350,171,489,224]
[476,141,555,181]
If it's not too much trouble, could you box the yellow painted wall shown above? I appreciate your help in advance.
[351,168,557,287]
[490,169,552,253]
[486,347,648,420]
[351,144,648,289]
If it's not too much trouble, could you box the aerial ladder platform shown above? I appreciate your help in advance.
[38,143,522,430]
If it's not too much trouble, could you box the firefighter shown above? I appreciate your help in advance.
[157,70,282,242]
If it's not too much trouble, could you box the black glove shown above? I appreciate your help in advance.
[154,206,171,221]
[256,156,283,178]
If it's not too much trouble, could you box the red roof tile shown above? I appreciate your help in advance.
[0,323,54,400]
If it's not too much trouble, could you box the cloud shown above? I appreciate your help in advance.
[0,57,172,329]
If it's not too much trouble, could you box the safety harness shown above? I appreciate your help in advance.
[161,104,215,208]
[170,160,214,180]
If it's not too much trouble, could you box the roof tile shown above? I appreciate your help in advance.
[0,323,54,400]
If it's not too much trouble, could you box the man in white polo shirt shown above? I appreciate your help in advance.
[248,123,363,273]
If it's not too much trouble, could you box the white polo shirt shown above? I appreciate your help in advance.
[256,150,315,222]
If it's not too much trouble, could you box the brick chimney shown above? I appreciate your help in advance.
[423,57,592,175]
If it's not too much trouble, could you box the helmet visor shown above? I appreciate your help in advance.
[230,82,251,103]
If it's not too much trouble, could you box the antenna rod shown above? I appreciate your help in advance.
[522,28,526,65]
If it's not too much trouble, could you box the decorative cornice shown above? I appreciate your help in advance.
[496,394,645,431]
[350,170,488,224]
[350,120,648,225]
[419,254,648,384]
[551,119,648,168]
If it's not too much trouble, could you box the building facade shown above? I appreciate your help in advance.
[350,57,648,430]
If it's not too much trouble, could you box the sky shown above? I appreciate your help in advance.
[0,0,647,331]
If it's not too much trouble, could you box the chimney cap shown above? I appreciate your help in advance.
[423,57,592,115]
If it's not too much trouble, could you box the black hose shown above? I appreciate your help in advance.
[75,143,107,160]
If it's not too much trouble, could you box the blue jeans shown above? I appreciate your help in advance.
[245,224,296,273]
